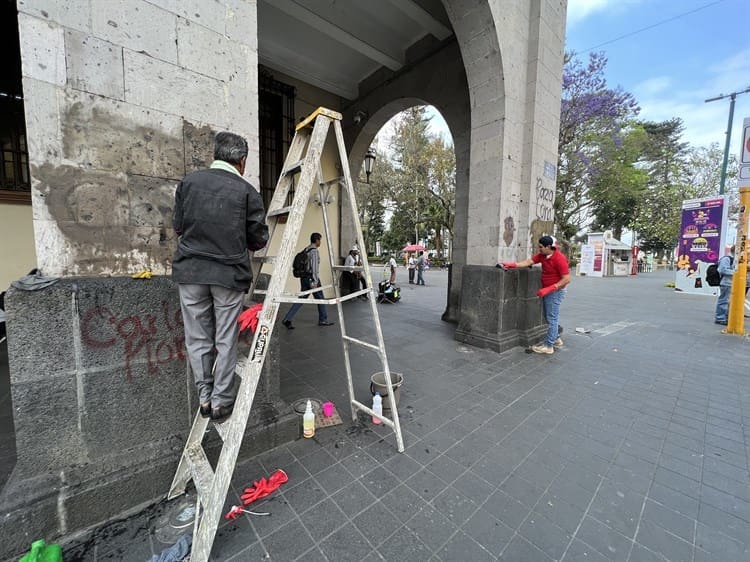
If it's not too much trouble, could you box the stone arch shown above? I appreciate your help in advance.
[342,38,470,322]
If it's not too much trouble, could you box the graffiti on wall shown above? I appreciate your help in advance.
[531,176,555,246]
[81,301,185,381]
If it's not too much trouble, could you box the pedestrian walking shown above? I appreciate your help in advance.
[714,245,750,325]
[282,232,335,329]
[172,131,269,423]
[501,236,570,354]
[416,251,426,286]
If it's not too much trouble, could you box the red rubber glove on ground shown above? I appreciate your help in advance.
[536,285,557,298]
[238,303,263,333]
[240,469,289,506]
[500,262,517,269]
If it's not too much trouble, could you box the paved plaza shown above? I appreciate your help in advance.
[5,267,750,561]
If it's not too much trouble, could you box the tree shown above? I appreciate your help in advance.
[555,51,640,241]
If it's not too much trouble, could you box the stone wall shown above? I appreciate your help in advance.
[17,0,260,276]
[0,277,297,559]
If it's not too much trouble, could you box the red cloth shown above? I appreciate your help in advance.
[532,250,569,288]
[240,469,288,506]
[238,303,263,333]
[536,285,556,298]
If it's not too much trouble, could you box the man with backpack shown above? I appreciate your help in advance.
[714,246,749,325]
[282,232,334,329]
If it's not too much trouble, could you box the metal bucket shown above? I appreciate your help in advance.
[369,372,404,411]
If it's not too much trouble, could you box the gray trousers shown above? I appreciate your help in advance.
[178,283,244,408]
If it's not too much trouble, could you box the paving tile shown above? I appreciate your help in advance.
[514,457,559,490]
[702,471,750,505]
[461,508,514,556]
[431,487,478,524]
[353,500,403,546]
[263,519,314,560]
[250,494,298,538]
[382,451,423,480]
[453,470,496,505]
[635,518,693,562]
[340,449,381,479]
[208,517,258,562]
[380,483,428,523]
[298,447,337,475]
[658,452,701,482]
[436,530,494,562]
[300,497,348,541]
[283,476,328,514]
[695,522,750,561]
[375,528,431,561]
[499,473,545,509]
[535,492,586,534]
[647,482,699,519]
[332,479,378,518]
[575,516,631,562]
[641,499,694,543]
[653,467,701,499]
[406,468,448,502]
[518,511,571,561]
[546,476,597,511]
[588,480,644,539]
[425,454,468,485]
[498,534,553,561]
[700,483,750,523]
[698,502,750,548]
[294,546,328,562]
[313,461,355,495]
[227,541,268,561]
[627,541,665,562]
[318,522,374,562]
[405,503,458,553]
[361,465,399,498]
[482,489,530,530]
[561,539,610,562]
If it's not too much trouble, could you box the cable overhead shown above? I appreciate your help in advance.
[580,0,726,53]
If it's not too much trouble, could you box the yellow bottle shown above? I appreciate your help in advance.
[303,400,315,438]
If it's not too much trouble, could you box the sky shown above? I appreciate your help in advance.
[421,0,750,155]
[565,0,750,151]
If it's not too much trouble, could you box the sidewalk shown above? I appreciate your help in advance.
[65,269,750,561]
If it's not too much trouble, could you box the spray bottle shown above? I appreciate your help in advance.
[303,400,315,438]
[372,392,382,425]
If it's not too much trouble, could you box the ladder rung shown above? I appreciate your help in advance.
[251,255,276,263]
[267,206,292,217]
[351,399,395,429]
[185,445,214,499]
[331,265,364,271]
[213,420,229,441]
[320,176,343,187]
[342,335,379,353]
[282,160,304,176]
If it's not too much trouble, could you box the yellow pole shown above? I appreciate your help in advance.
[726,186,750,335]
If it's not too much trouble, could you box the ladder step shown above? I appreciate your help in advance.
[185,445,214,499]
[213,420,230,441]
[267,206,293,217]
[342,335,380,353]
[251,255,276,263]
[282,160,304,177]
[320,176,343,187]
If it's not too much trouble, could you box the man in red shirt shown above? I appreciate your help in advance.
[501,236,570,354]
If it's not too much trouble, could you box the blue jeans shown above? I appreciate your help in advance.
[282,276,328,324]
[715,285,730,323]
[417,269,425,285]
[542,288,565,346]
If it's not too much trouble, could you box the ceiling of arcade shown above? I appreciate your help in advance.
[257,0,454,99]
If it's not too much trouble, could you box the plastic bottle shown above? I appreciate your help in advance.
[372,392,382,425]
[303,400,315,438]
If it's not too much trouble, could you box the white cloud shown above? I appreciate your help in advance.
[634,46,750,149]
[566,0,643,26]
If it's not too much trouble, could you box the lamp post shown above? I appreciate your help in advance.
[704,86,750,195]
[363,147,376,184]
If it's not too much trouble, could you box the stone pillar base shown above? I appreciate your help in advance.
[455,265,548,353]
[0,277,298,560]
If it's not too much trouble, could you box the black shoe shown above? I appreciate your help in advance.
[282,320,294,330]
[200,402,211,418]
[211,403,234,424]
[715,320,727,325]
[318,321,334,326]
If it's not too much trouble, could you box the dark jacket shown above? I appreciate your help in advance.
[172,167,268,290]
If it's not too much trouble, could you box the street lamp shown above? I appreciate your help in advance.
[364,147,376,184]
[704,86,750,195]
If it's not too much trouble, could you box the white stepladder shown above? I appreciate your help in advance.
[167,107,404,562]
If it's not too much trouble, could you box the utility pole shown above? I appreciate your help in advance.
[704,86,750,195]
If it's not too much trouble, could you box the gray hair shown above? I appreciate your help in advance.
[214,132,248,165]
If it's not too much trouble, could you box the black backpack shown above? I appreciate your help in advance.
[292,248,313,278]
[706,256,732,287]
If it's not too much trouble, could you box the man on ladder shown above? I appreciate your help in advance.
[172,131,269,423]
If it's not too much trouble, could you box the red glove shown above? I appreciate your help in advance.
[240,469,288,506]
[536,285,557,298]
[238,303,263,333]
[500,262,517,269]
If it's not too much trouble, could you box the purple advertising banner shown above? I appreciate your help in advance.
[675,196,727,295]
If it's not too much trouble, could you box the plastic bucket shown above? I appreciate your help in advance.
[369,372,404,411]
